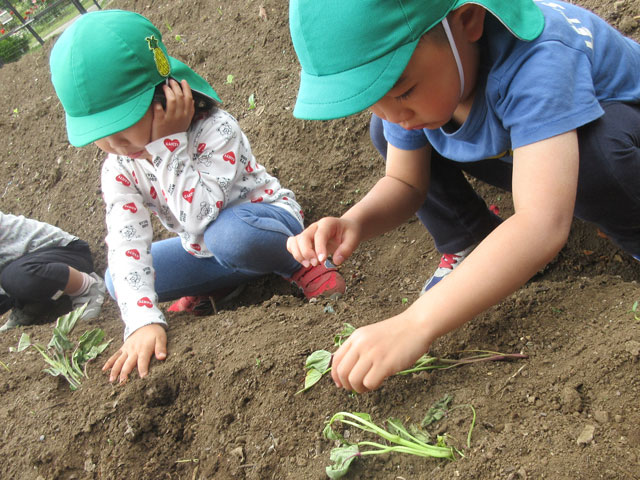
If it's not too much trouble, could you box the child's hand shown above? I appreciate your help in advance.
[286,216,361,267]
[331,313,432,393]
[150,78,195,142]
[102,323,167,383]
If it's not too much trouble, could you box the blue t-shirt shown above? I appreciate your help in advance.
[383,0,640,162]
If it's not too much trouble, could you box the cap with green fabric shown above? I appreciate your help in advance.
[289,0,545,120]
[50,9,221,147]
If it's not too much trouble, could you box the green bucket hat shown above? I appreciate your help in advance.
[50,10,221,147]
[290,0,544,120]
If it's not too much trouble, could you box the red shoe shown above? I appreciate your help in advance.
[288,259,345,300]
[167,285,244,315]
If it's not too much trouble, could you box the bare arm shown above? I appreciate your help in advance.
[287,144,430,265]
[331,130,580,392]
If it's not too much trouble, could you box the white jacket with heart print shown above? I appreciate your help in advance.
[101,109,303,339]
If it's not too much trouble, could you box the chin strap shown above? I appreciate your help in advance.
[442,17,465,99]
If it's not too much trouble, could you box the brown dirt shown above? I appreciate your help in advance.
[1,1,639,479]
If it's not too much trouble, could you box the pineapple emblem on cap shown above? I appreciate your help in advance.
[146,35,170,77]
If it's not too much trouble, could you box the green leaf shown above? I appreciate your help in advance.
[225,74,234,84]
[333,323,355,347]
[49,327,75,353]
[17,333,32,352]
[299,368,323,393]
[305,349,331,372]
[386,418,412,440]
[422,394,453,427]
[248,93,256,109]
[326,445,359,479]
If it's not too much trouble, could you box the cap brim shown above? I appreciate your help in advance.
[293,39,418,120]
[66,56,222,147]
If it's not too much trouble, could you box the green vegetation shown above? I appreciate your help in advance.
[16,304,111,390]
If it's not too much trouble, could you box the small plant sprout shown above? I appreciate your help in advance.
[248,93,256,110]
[225,74,234,84]
[175,34,183,42]
[16,305,111,390]
[297,322,528,393]
[630,300,640,321]
[0,359,9,372]
[323,411,456,479]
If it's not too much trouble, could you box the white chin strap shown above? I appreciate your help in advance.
[442,17,465,98]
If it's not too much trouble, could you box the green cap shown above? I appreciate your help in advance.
[290,0,544,120]
[50,10,222,147]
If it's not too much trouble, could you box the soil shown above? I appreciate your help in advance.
[1,0,639,479]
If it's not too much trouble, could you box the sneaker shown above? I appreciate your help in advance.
[0,308,37,332]
[71,273,106,321]
[420,244,477,295]
[288,259,346,300]
[167,284,245,315]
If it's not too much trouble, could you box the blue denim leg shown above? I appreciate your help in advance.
[104,203,303,302]
[105,236,257,302]
[204,202,303,277]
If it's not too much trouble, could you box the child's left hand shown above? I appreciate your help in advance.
[150,78,195,142]
[330,312,433,393]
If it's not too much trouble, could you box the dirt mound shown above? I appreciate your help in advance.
[0,1,638,479]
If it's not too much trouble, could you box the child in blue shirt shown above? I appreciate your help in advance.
[286,0,640,393]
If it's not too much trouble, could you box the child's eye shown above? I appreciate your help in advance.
[395,86,415,101]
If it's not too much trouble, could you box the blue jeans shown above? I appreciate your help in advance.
[105,203,303,301]
[370,102,640,257]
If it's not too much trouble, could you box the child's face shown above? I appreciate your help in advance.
[370,38,463,130]
[94,108,154,161]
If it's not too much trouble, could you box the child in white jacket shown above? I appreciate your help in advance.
[49,10,344,383]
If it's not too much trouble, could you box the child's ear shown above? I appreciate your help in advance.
[451,4,486,43]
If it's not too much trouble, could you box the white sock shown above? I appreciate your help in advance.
[68,272,96,298]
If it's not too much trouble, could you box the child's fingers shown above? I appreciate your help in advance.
[108,351,127,382]
[332,229,359,266]
[286,236,307,266]
[102,348,121,371]
[297,224,321,266]
[155,335,167,361]
[119,354,138,383]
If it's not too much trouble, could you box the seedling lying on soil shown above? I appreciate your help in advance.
[297,323,527,393]
[630,300,640,321]
[323,393,478,480]
[15,305,111,390]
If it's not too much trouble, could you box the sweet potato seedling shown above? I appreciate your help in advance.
[297,323,528,393]
[16,304,111,390]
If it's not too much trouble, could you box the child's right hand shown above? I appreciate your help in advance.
[102,323,167,383]
[286,216,361,267]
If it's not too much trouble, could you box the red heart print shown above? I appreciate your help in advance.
[282,196,289,201]
[137,297,153,308]
[251,197,264,203]
[164,139,180,152]
[182,188,195,203]
[116,174,131,186]
[216,200,223,209]
[150,186,157,199]
[300,210,304,218]
[132,171,138,184]
[162,190,168,202]
[245,164,253,173]
[190,243,201,251]
[264,189,274,195]
[223,151,236,164]
[197,143,206,154]
[123,202,137,213]
[125,249,140,260]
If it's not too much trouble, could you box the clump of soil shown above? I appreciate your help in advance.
[0,1,639,479]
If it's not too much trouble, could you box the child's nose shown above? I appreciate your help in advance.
[371,101,413,125]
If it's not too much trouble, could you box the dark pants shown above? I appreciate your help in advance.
[0,240,95,315]
[369,102,640,256]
